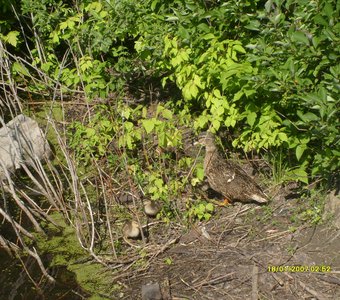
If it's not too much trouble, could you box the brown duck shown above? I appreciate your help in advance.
[196,132,268,204]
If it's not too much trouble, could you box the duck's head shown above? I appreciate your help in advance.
[195,131,216,151]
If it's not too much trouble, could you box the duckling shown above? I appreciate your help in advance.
[196,132,268,204]
[123,220,141,239]
[144,200,161,218]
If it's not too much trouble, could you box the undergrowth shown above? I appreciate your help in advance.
[0,0,339,297]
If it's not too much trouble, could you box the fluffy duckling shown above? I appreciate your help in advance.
[144,200,161,218]
[123,220,141,239]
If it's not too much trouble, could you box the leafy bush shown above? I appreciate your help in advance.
[154,0,339,184]
[2,0,339,185]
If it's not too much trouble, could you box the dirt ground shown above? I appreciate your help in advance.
[116,192,340,300]
[57,93,339,299]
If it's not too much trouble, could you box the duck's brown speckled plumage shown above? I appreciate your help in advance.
[198,132,268,204]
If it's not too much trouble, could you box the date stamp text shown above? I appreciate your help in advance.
[267,265,331,273]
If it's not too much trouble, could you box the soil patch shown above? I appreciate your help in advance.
[117,195,340,300]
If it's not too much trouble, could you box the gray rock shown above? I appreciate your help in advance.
[0,114,51,180]
[323,190,340,229]
[141,282,162,300]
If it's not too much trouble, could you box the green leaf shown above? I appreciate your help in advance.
[277,132,288,142]
[124,121,133,131]
[196,166,204,181]
[244,89,256,98]
[195,114,209,129]
[291,31,309,45]
[244,20,261,31]
[233,44,246,54]
[86,128,96,137]
[323,3,334,18]
[302,112,319,122]
[233,91,243,101]
[289,168,309,184]
[296,144,306,161]
[313,14,328,26]
[213,89,221,98]
[151,0,159,11]
[165,15,179,22]
[161,108,173,120]
[4,31,20,47]
[247,112,257,127]
[297,111,319,122]
[12,62,30,77]
[178,26,190,40]
[202,33,215,40]
[215,105,224,116]
[193,74,205,89]
[206,203,214,212]
[332,150,340,156]
[225,117,236,128]
[121,108,131,119]
[188,81,199,98]
[197,23,210,33]
[212,119,220,131]
[142,119,155,134]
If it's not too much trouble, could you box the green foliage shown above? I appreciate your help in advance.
[270,151,308,185]
[161,36,254,132]
[186,201,215,222]
[67,100,186,163]
[191,163,204,186]
[156,0,339,185]
[0,30,20,47]
[140,104,182,148]
[66,100,202,225]
[146,173,169,201]
[300,206,322,225]
[164,257,173,266]
[11,0,338,185]
[68,107,115,164]
[287,190,325,226]
[239,0,339,183]
[3,0,337,217]
[298,191,325,225]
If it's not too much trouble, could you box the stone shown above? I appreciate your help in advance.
[141,282,162,300]
[0,114,51,180]
[323,190,340,229]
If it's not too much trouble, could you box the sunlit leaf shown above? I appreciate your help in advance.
[142,119,155,134]
[291,31,310,45]
[296,145,306,161]
[12,62,30,77]
[247,112,257,127]
[5,31,20,47]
